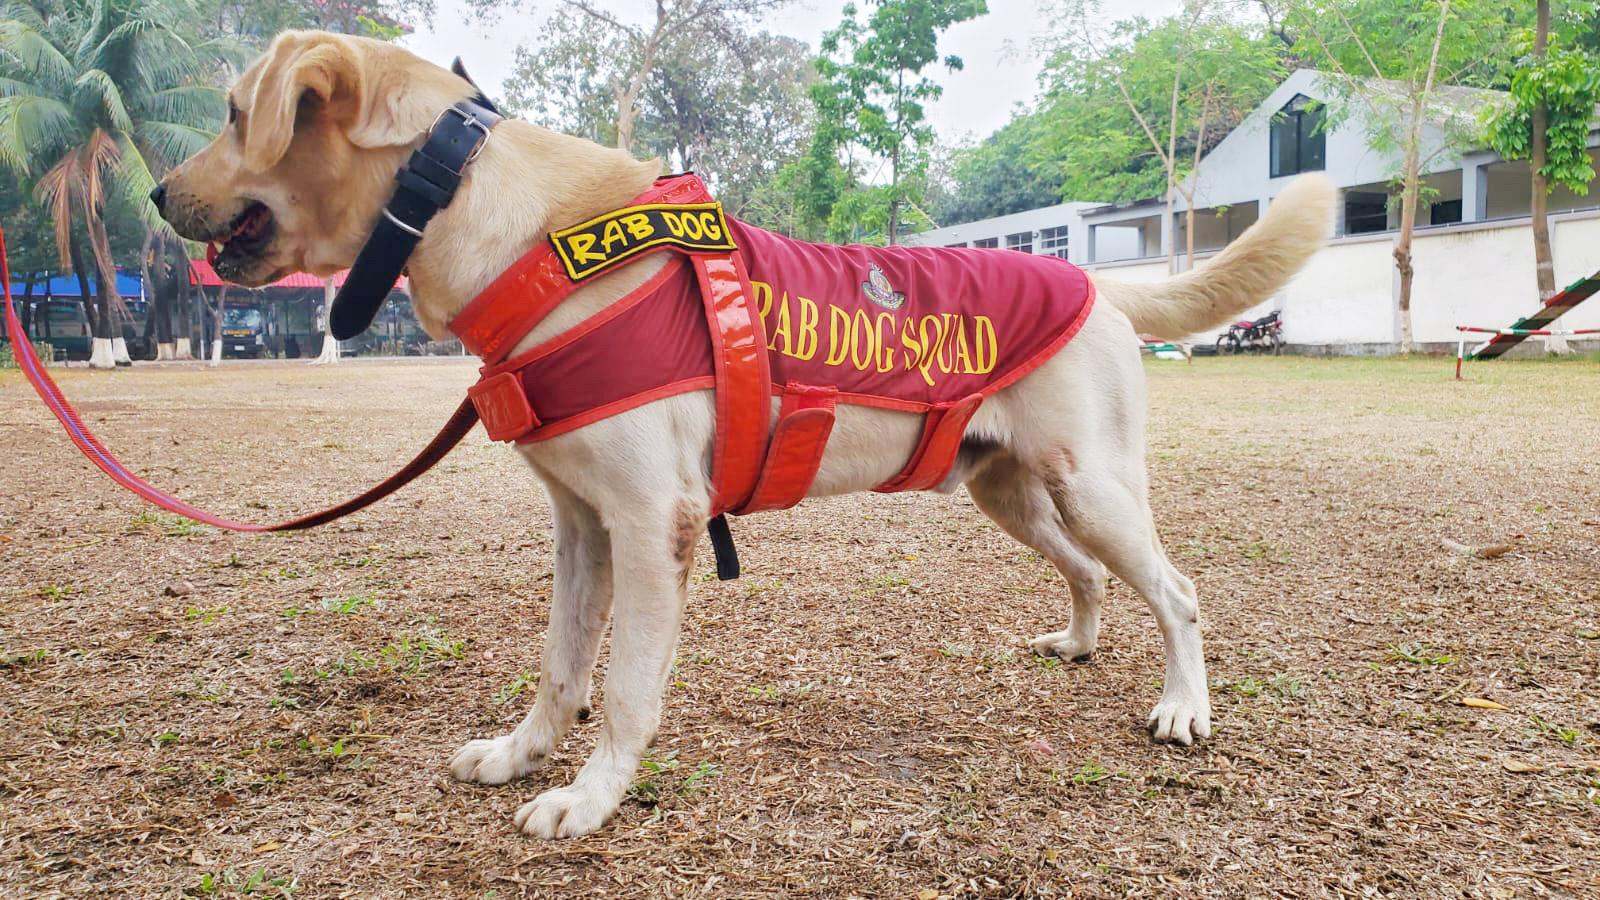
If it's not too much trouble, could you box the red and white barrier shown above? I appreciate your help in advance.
[1455,325,1600,379]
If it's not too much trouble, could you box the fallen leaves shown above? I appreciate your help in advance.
[1502,760,1544,774]
[1461,698,1507,711]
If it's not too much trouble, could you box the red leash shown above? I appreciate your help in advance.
[1,224,479,532]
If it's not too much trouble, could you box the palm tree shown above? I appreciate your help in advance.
[0,0,230,366]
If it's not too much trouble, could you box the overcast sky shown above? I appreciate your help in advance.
[404,0,1185,144]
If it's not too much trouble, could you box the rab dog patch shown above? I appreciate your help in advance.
[550,201,736,282]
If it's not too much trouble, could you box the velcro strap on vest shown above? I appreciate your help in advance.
[468,371,541,442]
[736,384,836,515]
[874,394,983,494]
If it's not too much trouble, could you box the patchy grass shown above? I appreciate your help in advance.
[4,356,1600,896]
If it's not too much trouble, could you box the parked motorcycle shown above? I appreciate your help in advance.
[1216,310,1284,355]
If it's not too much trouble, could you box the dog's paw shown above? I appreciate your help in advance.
[513,783,618,839]
[449,735,546,785]
[1146,696,1212,746]
[1029,629,1096,663]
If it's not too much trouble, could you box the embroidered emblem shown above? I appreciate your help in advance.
[862,263,905,310]
[549,201,737,282]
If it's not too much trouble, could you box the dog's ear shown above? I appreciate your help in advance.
[242,33,443,171]
[241,33,367,171]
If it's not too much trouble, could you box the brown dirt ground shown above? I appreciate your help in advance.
[1,355,1598,899]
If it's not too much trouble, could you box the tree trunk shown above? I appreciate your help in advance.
[1395,169,1420,352]
[1164,187,1177,274]
[1184,200,1196,270]
[314,277,341,364]
[21,275,35,337]
[69,237,114,368]
[84,214,133,367]
[171,242,194,359]
[888,143,901,245]
[1393,102,1428,354]
[209,285,228,367]
[1530,0,1570,354]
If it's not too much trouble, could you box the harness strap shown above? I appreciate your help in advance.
[873,394,984,494]
[693,251,770,515]
[735,384,836,515]
[1,225,479,532]
[450,249,574,365]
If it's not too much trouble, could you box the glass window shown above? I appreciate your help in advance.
[224,307,264,330]
[1430,199,1463,225]
[944,242,966,248]
[1005,231,1033,253]
[46,300,88,338]
[972,237,998,249]
[1039,225,1070,259]
[1345,192,1389,235]
[1270,95,1326,178]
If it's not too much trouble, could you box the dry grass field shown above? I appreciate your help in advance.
[1,354,1598,898]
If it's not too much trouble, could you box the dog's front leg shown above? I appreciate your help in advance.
[512,497,695,839]
[451,479,613,784]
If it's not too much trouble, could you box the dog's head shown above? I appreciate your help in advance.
[155,31,470,286]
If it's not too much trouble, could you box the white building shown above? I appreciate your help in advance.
[907,69,1600,352]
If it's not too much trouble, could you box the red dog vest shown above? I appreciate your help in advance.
[451,175,1094,517]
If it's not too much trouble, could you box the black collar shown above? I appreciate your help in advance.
[328,92,501,339]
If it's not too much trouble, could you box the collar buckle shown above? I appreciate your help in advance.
[430,104,494,163]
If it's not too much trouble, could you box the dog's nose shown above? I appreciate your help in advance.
[149,183,167,213]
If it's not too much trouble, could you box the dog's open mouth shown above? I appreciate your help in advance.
[209,201,275,272]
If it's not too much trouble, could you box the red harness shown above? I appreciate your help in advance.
[452,174,1096,517]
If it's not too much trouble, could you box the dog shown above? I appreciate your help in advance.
[154,31,1335,838]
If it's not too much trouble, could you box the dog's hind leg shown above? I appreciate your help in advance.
[512,493,698,839]
[1039,456,1212,746]
[451,479,613,785]
[966,455,1106,663]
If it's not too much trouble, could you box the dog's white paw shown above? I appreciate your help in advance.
[449,735,546,785]
[513,783,618,839]
[1029,629,1096,663]
[1146,695,1212,746]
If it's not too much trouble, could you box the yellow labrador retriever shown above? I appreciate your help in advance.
[155,31,1334,838]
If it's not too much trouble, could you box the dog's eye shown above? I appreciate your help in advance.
[227,100,239,125]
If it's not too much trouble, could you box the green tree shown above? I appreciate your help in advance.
[1281,0,1522,352]
[552,0,791,154]
[797,0,987,244]
[1038,1,1284,270]
[1485,0,1600,354]
[0,0,230,366]
[504,17,815,223]
[931,111,1063,226]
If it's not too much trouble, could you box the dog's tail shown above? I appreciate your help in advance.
[1096,174,1336,338]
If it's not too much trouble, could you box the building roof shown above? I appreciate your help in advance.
[7,271,143,299]
[187,260,408,292]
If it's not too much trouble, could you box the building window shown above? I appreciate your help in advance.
[1344,191,1388,235]
[1005,231,1033,253]
[1039,225,1070,259]
[1430,199,1463,225]
[1270,94,1326,178]
[944,242,966,248]
[972,237,998,249]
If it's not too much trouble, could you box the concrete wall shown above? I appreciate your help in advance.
[1077,210,1600,350]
